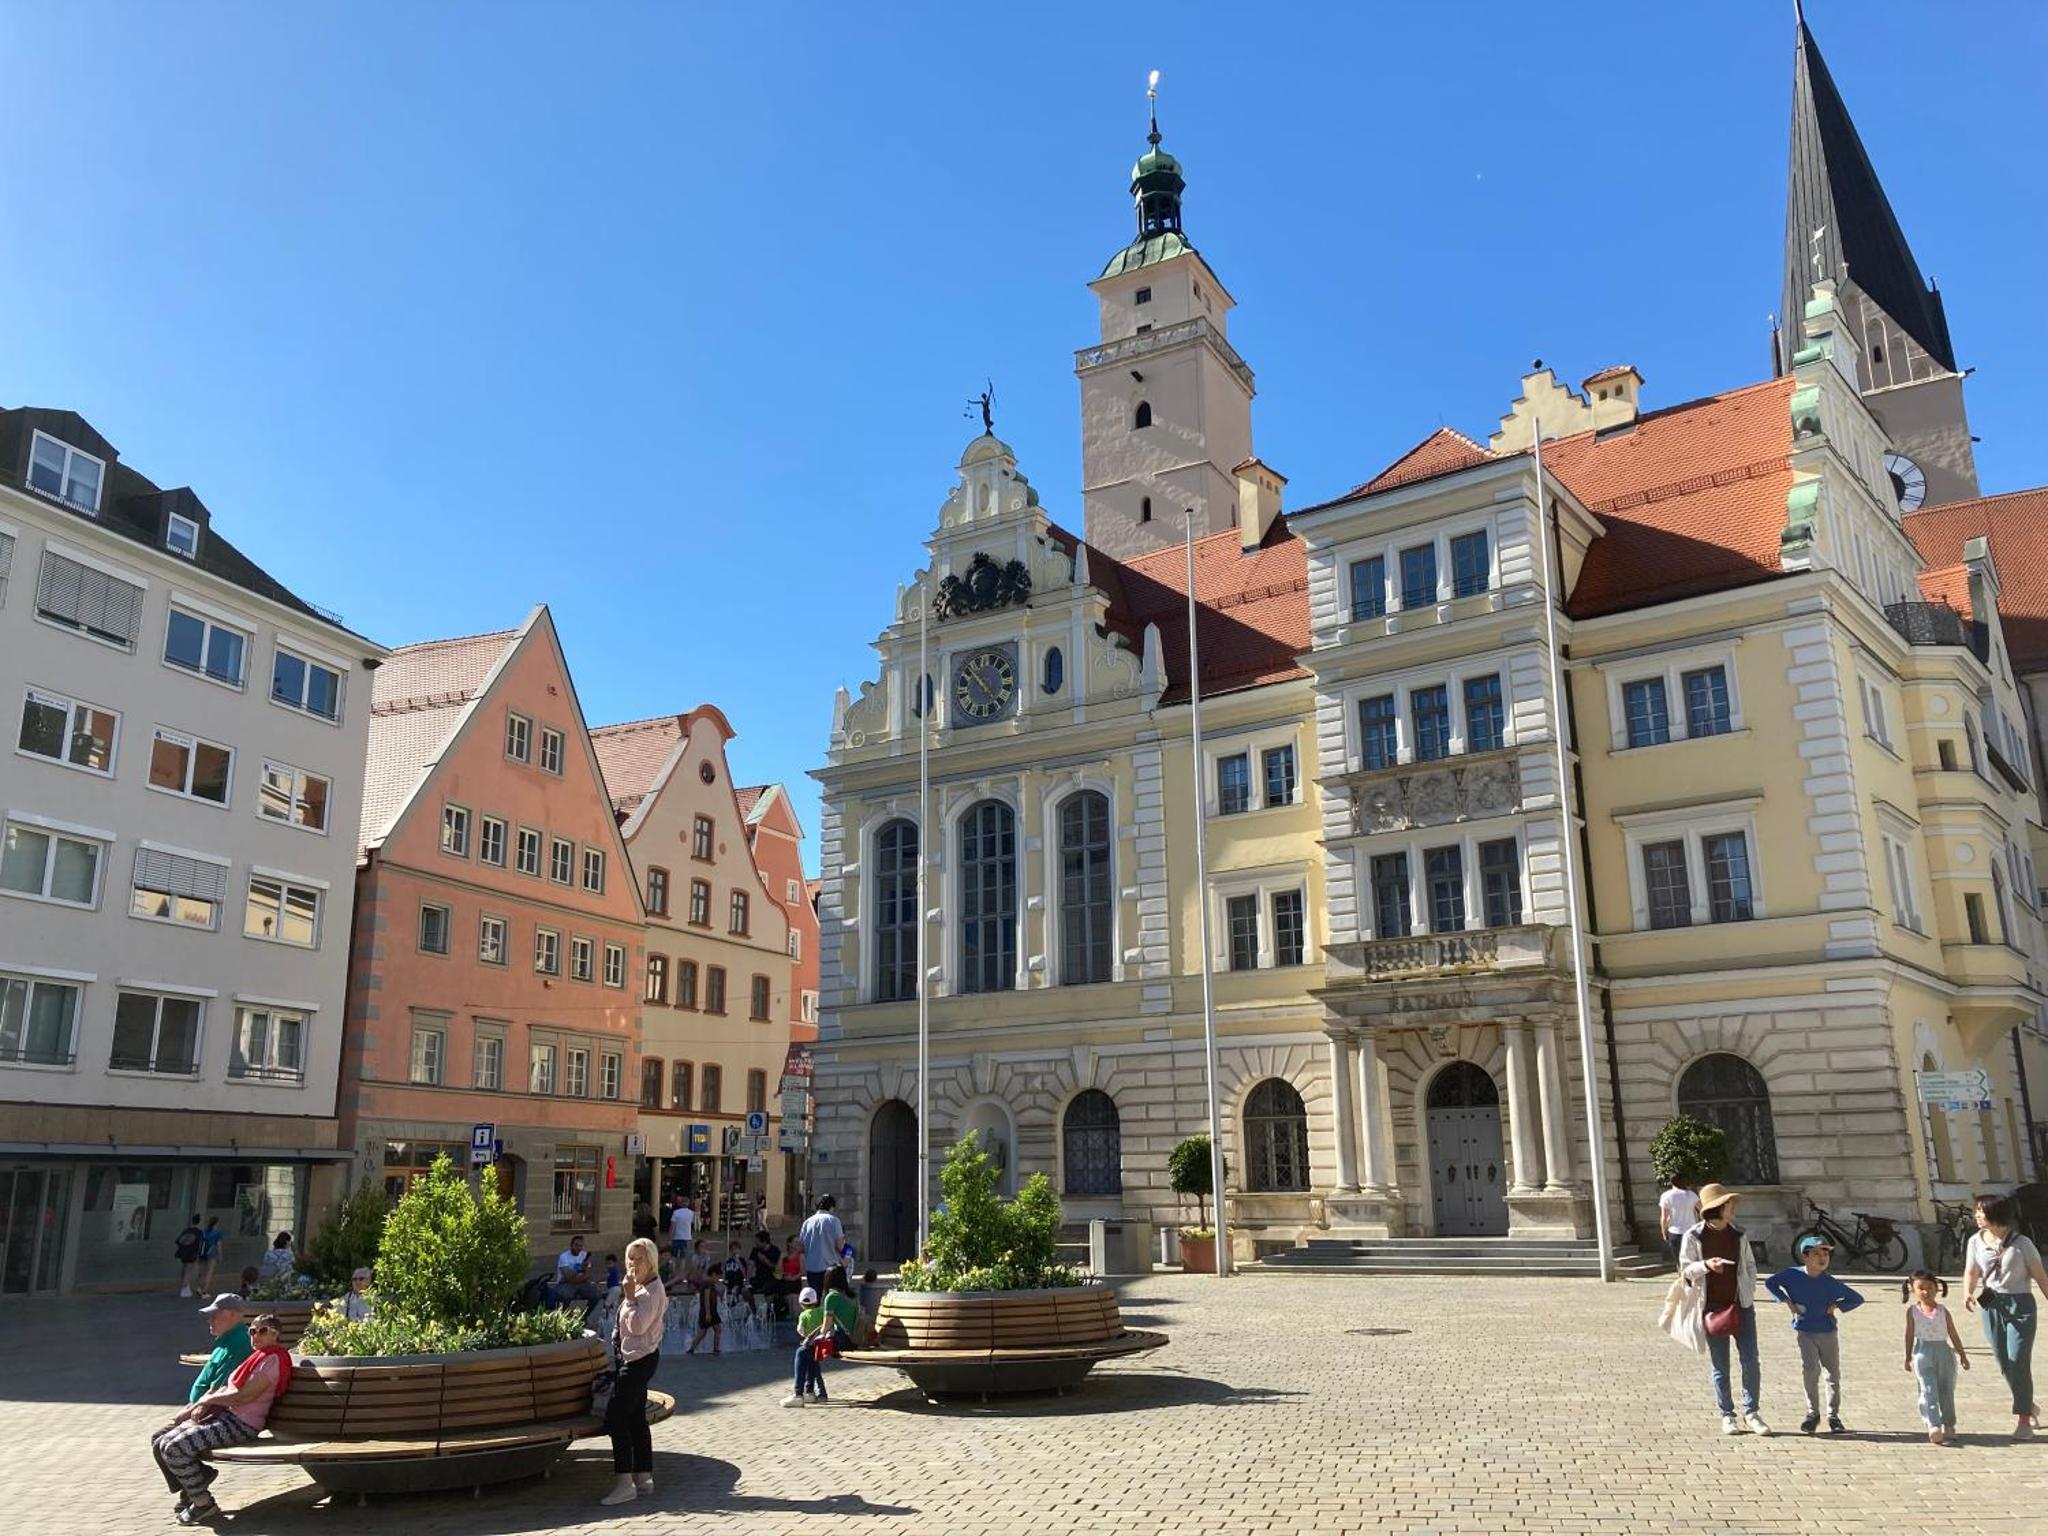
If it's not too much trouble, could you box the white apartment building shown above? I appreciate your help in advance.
[0,407,385,1294]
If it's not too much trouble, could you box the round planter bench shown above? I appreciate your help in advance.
[847,1283,1166,1397]
[208,1335,671,1499]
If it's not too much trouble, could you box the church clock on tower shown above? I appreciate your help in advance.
[951,645,1017,725]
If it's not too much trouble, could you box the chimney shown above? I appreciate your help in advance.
[1581,366,1643,430]
[1234,458,1286,551]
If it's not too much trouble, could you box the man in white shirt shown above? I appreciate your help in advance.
[797,1195,845,1294]
[669,1199,696,1261]
[555,1235,601,1302]
[1659,1178,1702,1262]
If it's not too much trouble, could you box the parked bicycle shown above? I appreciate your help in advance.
[1931,1198,1977,1273]
[1792,1198,1909,1271]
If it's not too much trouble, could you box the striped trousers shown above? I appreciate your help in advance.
[151,1413,258,1499]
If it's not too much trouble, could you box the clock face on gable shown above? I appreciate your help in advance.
[952,645,1017,724]
[1885,450,1927,513]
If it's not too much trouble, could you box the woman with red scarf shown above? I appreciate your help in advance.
[150,1312,293,1525]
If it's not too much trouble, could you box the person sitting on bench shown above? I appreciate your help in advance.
[553,1236,603,1304]
[151,1312,293,1526]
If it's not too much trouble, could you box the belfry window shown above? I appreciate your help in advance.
[1133,401,1152,430]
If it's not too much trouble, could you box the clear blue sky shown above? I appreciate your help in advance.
[5,3,2042,868]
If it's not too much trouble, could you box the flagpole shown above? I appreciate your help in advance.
[1183,510,1232,1276]
[1531,424,1615,1282]
[915,592,932,1259]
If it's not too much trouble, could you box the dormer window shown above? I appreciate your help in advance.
[165,513,200,559]
[1134,287,1152,305]
[28,431,104,513]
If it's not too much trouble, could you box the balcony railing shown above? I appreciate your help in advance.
[1074,316,1256,394]
[1885,601,1988,663]
[0,1045,76,1069]
[1332,922,1556,980]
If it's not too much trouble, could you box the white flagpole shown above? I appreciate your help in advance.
[1184,510,1232,1276]
[1531,423,1615,1282]
[915,593,932,1259]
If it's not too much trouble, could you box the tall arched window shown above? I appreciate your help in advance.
[872,819,919,1002]
[1677,1053,1780,1185]
[1133,401,1152,430]
[1063,1090,1122,1195]
[1058,790,1113,985]
[958,800,1016,994]
[1245,1078,1310,1192]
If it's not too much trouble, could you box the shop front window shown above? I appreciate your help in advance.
[552,1146,600,1230]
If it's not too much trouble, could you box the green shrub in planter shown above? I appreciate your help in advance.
[1649,1115,1728,1189]
[896,1135,1082,1293]
[303,1177,391,1290]
[1168,1135,1227,1231]
[299,1304,586,1358]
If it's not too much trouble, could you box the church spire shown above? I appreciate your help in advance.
[1131,69,1187,243]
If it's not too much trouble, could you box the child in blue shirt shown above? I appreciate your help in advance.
[1763,1234,1866,1433]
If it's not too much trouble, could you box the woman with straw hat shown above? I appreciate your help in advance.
[1677,1183,1770,1435]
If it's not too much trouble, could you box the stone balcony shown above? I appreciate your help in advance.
[1324,923,1558,984]
[1073,316,1256,394]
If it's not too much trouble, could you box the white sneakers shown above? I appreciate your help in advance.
[634,1474,654,1493]
[1720,1414,1741,1435]
[1743,1413,1772,1437]
[781,1394,805,1408]
[178,1288,192,1299]
[598,1478,638,1506]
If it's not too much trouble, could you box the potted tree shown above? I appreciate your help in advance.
[243,1178,392,1346]
[1648,1115,1728,1194]
[1168,1136,1223,1274]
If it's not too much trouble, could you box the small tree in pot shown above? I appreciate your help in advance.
[1648,1115,1728,1191]
[1167,1136,1226,1273]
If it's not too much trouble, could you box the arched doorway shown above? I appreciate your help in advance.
[867,1100,918,1266]
[1425,1061,1507,1236]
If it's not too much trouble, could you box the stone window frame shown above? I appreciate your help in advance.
[1040,778,1121,989]
[1341,657,1518,773]
[1874,800,1926,935]
[1600,640,1745,754]
[1350,826,1527,941]
[1616,796,1766,932]
[1206,861,1314,971]
[1332,511,1498,622]
[1200,724,1302,818]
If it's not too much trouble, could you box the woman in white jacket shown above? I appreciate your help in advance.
[1676,1183,1769,1436]
[601,1237,669,1506]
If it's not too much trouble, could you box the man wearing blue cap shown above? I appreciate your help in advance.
[1764,1235,1865,1433]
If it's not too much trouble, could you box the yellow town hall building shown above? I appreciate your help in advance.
[810,20,2047,1268]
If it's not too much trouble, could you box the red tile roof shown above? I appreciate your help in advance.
[1582,364,1640,385]
[1915,563,1973,618]
[589,714,685,813]
[1348,426,1492,497]
[1905,486,2048,670]
[362,627,522,848]
[735,785,766,821]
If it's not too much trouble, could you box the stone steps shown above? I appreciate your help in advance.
[1260,1236,1670,1279]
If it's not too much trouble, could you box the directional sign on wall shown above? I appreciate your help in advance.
[1915,1069,1991,1107]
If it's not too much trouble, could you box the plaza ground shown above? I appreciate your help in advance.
[10,1272,2044,1536]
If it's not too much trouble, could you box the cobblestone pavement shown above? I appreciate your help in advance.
[11,1273,2046,1535]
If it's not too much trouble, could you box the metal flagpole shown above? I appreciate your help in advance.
[1183,510,1231,1276]
[1531,423,1615,1282]
[915,593,932,1258]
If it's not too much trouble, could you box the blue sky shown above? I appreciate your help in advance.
[4,3,2042,868]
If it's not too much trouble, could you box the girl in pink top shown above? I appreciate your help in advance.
[601,1238,668,1507]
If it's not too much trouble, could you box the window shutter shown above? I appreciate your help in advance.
[36,550,84,620]
[36,551,142,644]
[133,846,229,904]
[0,530,14,592]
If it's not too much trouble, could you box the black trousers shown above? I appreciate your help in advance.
[607,1351,659,1474]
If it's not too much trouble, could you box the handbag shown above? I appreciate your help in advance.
[1704,1303,1743,1338]
[813,1329,841,1360]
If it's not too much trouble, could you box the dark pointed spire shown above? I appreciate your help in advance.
[1783,8,1956,371]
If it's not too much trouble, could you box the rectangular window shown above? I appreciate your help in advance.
[582,848,605,894]
[693,815,715,861]
[0,972,82,1067]
[1349,556,1387,621]
[603,942,625,988]
[570,935,593,982]
[1226,893,1260,971]
[670,1060,693,1111]
[1359,694,1398,770]
[705,965,727,1014]
[1449,530,1490,598]
[539,727,564,775]
[505,712,531,763]
[163,607,247,687]
[534,928,560,975]
[1216,753,1251,815]
[1424,845,1466,933]
[228,1006,305,1083]
[28,430,104,510]
[676,961,698,1009]
[646,955,669,1004]
[1,821,104,907]
[515,827,542,877]
[1412,685,1452,762]
[477,815,506,866]
[701,1063,723,1114]
[478,914,507,966]
[416,902,450,955]
[1272,889,1305,967]
[36,550,142,648]
[1134,286,1151,304]
[747,1069,768,1114]
[688,879,711,926]
[529,1043,557,1096]
[474,1033,504,1090]
[729,890,750,934]
[1479,838,1523,928]
[257,761,330,832]
[271,648,342,722]
[646,867,669,916]
[165,513,200,559]
[599,1051,621,1100]
[1703,832,1755,923]
[1623,677,1671,749]
[1372,853,1412,939]
[565,1047,589,1098]
[1262,744,1297,808]
[1464,674,1505,753]
[787,928,802,960]
[1883,836,1922,932]
[1642,840,1691,929]
[130,845,228,929]
[548,837,573,885]
[551,1146,598,1229]
[749,974,771,1020]
[1399,544,1438,609]
[441,804,471,857]
[1965,892,1990,944]
[1684,666,1732,738]
[148,728,232,805]
[110,991,201,1075]
[641,1058,664,1108]
[244,874,320,946]
[17,688,118,775]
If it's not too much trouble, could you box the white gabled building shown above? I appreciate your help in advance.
[0,407,386,1294]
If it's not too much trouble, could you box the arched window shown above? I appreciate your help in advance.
[1042,646,1064,696]
[1058,791,1113,985]
[1244,1078,1310,1192]
[1677,1053,1780,1185]
[1133,401,1152,430]
[676,959,698,1009]
[872,819,919,1002]
[1140,495,1153,523]
[1063,1090,1122,1195]
[958,800,1016,994]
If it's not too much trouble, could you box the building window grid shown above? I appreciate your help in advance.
[1359,695,1399,771]
[1464,675,1505,753]
[147,728,233,806]
[1399,544,1438,610]
[670,1060,692,1111]
[692,815,714,861]
[729,890,749,935]
[418,903,450,955]
[1,822,104,908]
[243,874,319,947]
[478,915,507,966]
[749,974,771,1020]
[515,827,541,877]
[28,430,105,511]
[409,1024,445,1086]
[873,820,919,1001]
[1059,792,1114,986]
[109,990,203,1076]
[701,1063,722,1114]
[1685,666,1733,738]
[474,1034,503,1091]
[534,928,560,975]
[1063,1090,1123,1196]
[646,867,669,916]
[1226,893,1260,972]
[565,1048,589,1098]
[1245,1078,1311,1193]
[539,728,564,775]
[603,942,625,988]
[1479,838,1524,929]
[1216,753,1251,815]
[529,1043,557,1095]
[441,805,470,858]
[505,713,531,763]
[1624,678,1671,749]
[1271,889,1306,967]
[1349,555,1387,622]
[1372,853,1411,939]
[746,1069,767,1114]
[1262,744,1297,808]
[676,959,697,1009]
[163,607,247,688]
[705,966,726,1014]
[1424,845,1466,933]
[688,879,710,926]
[1411,685,1452,763]
[270,648,342,723]
[582,848,604,894]
[1643,840,1692,929]
[548,837,573,885]
[569,936,594,982]
[645,955,668,1004]
[477,816,506,866]
[1614,658,1739,749]
[1449,529,1491,598]
[599,1051,621,1100]
[0,972,81,1067]
[958,800,1017,995]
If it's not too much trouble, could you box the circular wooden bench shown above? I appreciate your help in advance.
[846,1284,1167,1397]
[208,1336,672,1498]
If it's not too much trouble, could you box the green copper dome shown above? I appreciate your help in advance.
[1100,112,1191,278]
[1132,144,1182,184]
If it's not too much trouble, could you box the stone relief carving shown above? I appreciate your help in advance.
[841,679,887,748]
[934,552,1031,620]
[1350,757,1521,835]
[1086,631,1144,701]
